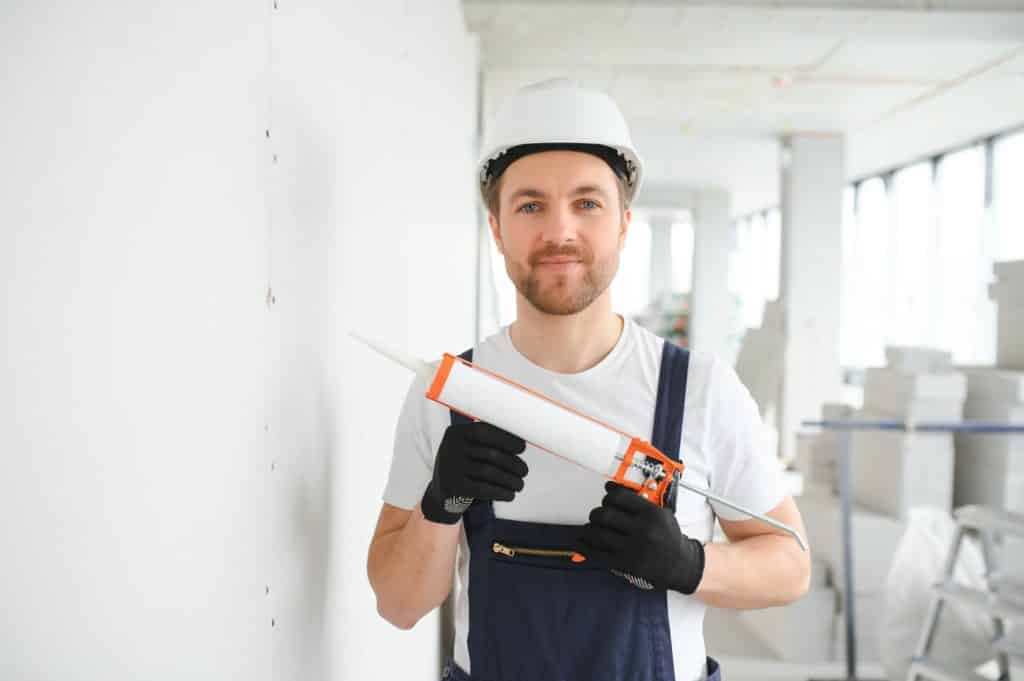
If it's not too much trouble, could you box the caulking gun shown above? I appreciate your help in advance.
[350,331,807,555]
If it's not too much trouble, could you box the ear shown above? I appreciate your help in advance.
[488,213,505,255]
[619,208,632,250]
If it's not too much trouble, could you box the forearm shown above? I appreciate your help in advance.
[693,534,811,609]
[367,503,461,629]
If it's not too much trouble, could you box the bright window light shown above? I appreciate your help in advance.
[849,177,890,369]
[888,163,933,349]
[936,145,992,364]
[611,219,652,318]
[671,219,694,294]
[995,131,1024,262]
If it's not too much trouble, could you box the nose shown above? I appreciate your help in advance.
[538,203,578,246]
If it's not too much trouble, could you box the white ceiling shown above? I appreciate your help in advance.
[464,0,1024,215]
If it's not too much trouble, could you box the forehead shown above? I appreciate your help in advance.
[499,150,618,197]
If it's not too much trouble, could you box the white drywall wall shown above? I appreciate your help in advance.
[0,1,479,679]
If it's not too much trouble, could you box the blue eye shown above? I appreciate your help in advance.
[579,199,599,210]
[517,202,540,214]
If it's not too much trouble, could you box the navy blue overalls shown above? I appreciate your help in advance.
[441,340,722,681]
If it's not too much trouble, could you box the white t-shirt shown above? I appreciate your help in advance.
[382,317,786,681]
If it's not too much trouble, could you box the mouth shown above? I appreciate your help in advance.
[536,260,582,271]
[537,257,582,266]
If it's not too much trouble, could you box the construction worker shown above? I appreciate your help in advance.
[367,79,811,681]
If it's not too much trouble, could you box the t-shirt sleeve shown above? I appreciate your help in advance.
[381,373,443,511]
[705,354,787,521]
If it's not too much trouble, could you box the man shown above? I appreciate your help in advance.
[367,79,810,681]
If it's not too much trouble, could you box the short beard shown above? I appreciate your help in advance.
[507,245,619,316]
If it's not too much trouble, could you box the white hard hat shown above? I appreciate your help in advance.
[478,78,644,209]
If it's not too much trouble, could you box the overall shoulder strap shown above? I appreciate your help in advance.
[651,340,691,464]
[650,341,691,513]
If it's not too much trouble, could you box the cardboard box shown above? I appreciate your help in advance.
[990,282,1024,305]
[865,367,967,402]
[996,302,1024,370]
[885,346,953,374]
[994,259,1024,281]
[851,411,956,520]
[961,368,1024,404]
[955,400,1024,512]
[795,433,839,492]
[823,402,854,421]
[863,368,966,422]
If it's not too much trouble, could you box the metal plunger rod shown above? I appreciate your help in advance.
[675,478,807,551]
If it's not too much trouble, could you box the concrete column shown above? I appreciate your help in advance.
[648,214,674,305]
[778,134,845,460]
[690,189,733,356]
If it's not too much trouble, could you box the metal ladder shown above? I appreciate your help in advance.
[908,505,1024,681]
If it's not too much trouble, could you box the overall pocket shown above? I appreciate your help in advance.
[472,519,671,681]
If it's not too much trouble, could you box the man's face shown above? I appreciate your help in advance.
[489,150,630,316]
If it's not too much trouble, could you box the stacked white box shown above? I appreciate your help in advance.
[794,433,821,490]
[862,368,967,422]
[960,367,1024,403]
[885,346,953,374]
[851,409,957,520]
[795,436,840,494]
[954,374,1024,512]
[990,259,1024,370]
[799,402,852,494]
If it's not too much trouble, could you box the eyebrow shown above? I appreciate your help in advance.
[507,185,611,204]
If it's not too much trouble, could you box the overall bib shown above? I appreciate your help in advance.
[441,341,722,681]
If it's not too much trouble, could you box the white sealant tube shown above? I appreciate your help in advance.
[428,353,633,480]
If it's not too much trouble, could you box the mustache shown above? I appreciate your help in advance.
[529,245,589,265]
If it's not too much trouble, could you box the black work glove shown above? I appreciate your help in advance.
[420,422,528,524]
[574,481,706,594]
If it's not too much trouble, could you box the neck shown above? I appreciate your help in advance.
[508,292,624,374]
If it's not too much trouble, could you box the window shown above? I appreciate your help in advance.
[846,177,890,369]
[671,218,694,294]
[995,131,1024,262]
[839,186,857,368]
[935,145,992,364]
[888,163,934,349]
[728,210,782,331]
[611,219,652,318]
